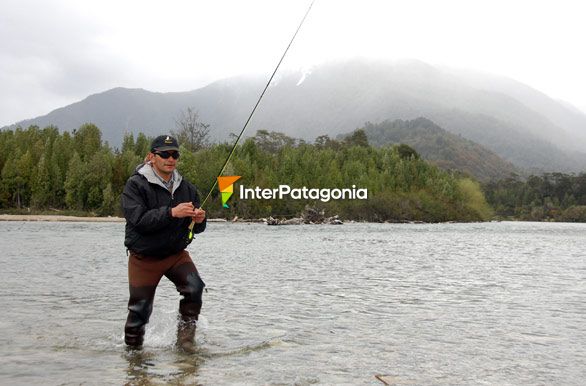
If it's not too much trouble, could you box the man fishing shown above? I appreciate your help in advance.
[118,0,313,354]
[122,134,206,352]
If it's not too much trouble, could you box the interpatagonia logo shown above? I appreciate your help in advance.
[218,176,368,207]
[240,185,368,202]
[217,176,241,208]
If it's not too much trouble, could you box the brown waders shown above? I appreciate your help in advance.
[124,250,205,351]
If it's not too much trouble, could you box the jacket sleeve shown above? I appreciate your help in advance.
[192,185,206,235]
[122,177,173,233]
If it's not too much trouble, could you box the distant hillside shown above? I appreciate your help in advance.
[4,58,586,172]
[447,67,586,150]
[358,117,518,181]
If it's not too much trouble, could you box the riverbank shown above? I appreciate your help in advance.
[0,214,234,223]
[0,214,125,222]
[0,214,471,224]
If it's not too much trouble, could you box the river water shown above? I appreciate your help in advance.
[0,221,584,385]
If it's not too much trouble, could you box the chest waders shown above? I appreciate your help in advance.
[124,250,205,351]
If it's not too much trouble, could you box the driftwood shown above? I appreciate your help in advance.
[265,206,343,225]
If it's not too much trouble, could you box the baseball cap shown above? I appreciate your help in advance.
[151,135,179,152]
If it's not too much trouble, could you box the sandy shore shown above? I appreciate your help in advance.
[0,214,125,222]
[0,215,234,223]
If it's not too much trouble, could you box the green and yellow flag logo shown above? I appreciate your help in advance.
[218,176,241,208]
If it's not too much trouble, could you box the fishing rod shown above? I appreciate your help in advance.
[188,0,316,240]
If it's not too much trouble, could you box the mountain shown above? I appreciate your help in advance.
[359,117,518,181]
[446,67,586,150]
[5,58,586,172]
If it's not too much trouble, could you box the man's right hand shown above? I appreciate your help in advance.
[171,202,198,218]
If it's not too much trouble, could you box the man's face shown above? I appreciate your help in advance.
[150,150,179,178]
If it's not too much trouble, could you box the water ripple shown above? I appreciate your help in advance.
[0,221,585,384]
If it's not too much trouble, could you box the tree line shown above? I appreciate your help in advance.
[484,173,586,222]
[0,124,147,215]
[0,124,494,222]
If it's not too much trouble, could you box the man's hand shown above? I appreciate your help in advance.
[192,208,206,224]
[171,202,199,218]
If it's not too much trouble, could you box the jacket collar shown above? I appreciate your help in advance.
[137,163,183,195]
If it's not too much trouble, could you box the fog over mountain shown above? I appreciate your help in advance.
[5,58,586,172]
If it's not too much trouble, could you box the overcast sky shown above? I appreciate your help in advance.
[1,0,585,127]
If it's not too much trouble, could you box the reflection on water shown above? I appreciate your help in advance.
[123,348,202,386]
[121,335,286,385]
[0,221,585,385]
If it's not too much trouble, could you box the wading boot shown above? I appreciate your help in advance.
[176,319,197,354]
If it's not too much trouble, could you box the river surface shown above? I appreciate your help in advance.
[0,221,584,385]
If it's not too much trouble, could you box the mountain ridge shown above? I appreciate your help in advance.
[357,117,518,181]
[4,58,586,172]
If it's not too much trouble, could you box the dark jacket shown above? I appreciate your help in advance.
[122,164,206,257]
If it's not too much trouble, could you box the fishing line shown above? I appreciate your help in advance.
[188,0,315,240]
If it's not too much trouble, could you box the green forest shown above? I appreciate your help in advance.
[2,124,585,222]
[360,118,517,182]
[483,173,586,222]
[0,124,493,222]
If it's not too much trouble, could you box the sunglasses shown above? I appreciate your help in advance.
[154,151,180,159]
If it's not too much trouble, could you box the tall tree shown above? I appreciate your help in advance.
[253,130,295,153]
[135,133,151,157]
[49,152,63,207]
[99,183,115,215]
[122,132,135,153]
[172,108,210,152]
[74,123,102,161]
[0,149,22,208]
[64,152,86,210]
[31,154,51,208]
[84,150,113,210]
[344,129,369,147]
[16,151,34,208]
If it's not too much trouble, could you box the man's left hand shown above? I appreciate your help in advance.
[193,208,206,224]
